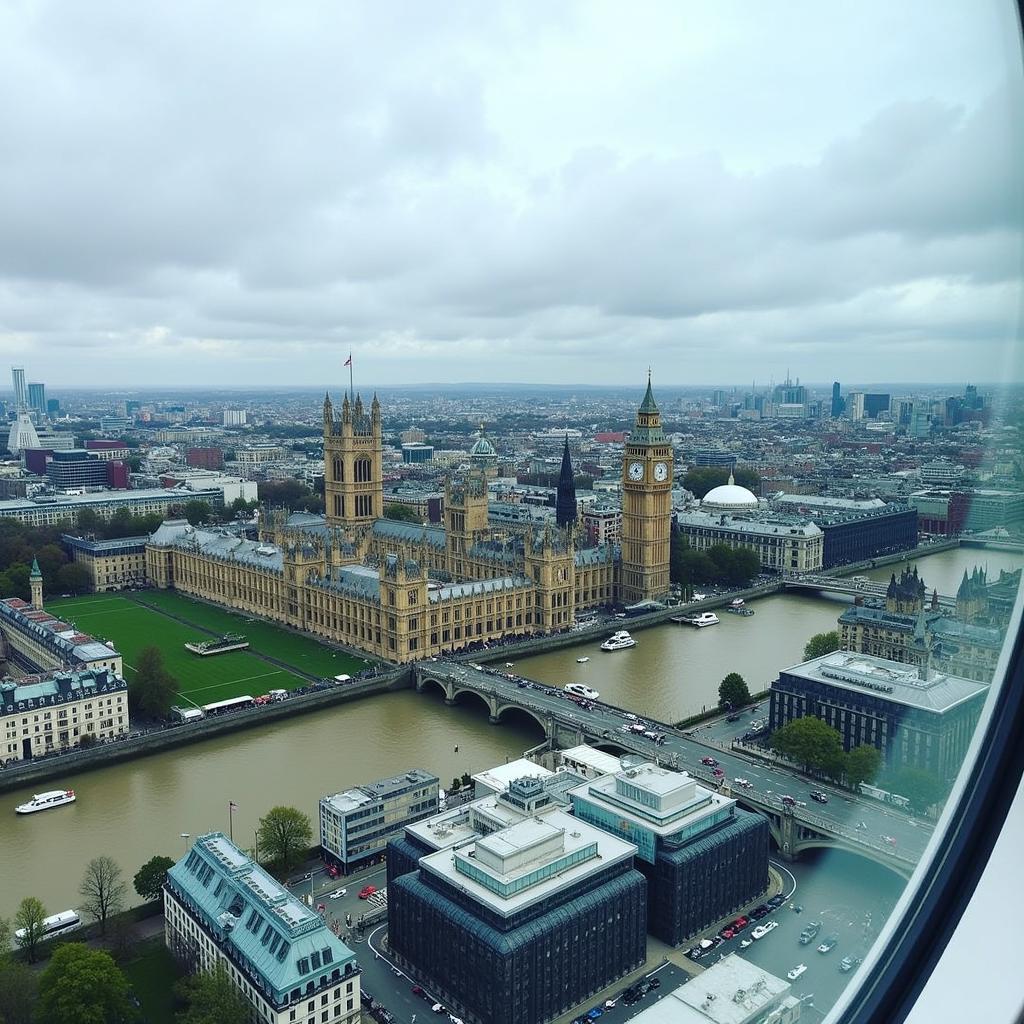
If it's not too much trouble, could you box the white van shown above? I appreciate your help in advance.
[333,674,352,683]
[268,689,288,701]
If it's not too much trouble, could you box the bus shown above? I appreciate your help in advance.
[15,909,81,942]
[201,695,255,715]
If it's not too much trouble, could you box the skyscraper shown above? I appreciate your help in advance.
[10,366,26,411]
[555,435,577,527]
[831,381,844,417]
[28,382,45,416]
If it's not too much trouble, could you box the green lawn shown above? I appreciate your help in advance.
[122,939,181,1024]
[47,591,370,708]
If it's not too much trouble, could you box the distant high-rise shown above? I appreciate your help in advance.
[46,398,60,416]
[10,366,26,411]
[831,381,844,418]
[555,435,577,527]
[28,382,45,416]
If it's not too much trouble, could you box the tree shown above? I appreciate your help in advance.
[55,562,93,595]
[183,500,213,526]
[0,916,10,966]
[383,503,421,523]
[718,672,751,708]
[845,744,882,790]
[804,630,840,661]
[79,856,126,936]
[13,896,46,963]
[770,717,846,775]
[174,962,250,1024]
[74,507,102,534]
[0,961,37,1024]
[130,646,178,719]
[133,855,175,902]
[256,806,312,872]
[886,767,948,812]
[35,944,132,1024]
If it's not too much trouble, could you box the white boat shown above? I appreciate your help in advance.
[787,964,808,981]
[565,683,600,700]
[751,920,779,940]
[730,598,746,609]
[678,612,720,628]
[576,657,590,664]
[600,631,636,651]
[15,789,76,814]
[14,909,81,941]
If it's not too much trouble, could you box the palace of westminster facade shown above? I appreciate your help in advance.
[145,383,673,663]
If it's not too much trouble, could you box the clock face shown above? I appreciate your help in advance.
[628,461,645,481]
[654,462,669,482]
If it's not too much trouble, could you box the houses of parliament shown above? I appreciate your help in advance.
[145,381,673,663]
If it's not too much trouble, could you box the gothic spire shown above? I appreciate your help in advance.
[556,434,577,527]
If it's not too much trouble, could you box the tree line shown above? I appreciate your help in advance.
[670,529,761,588]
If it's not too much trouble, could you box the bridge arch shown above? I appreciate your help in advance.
[416,675,450,700]
[450,687,495,717]
[493,703,547,736]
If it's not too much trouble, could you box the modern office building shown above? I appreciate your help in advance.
[401,442,434,463]
[864,393,891,419]
[46,449,111,490]
[0,487,224,527]
[627,955,801,1024]
[27,382,45,416]
[908,490,970,536]
[0,666,129,762]
[769,651,989,780]
[62,534,149,592]
[223,409,248,426]
[7,413,40,455]
[569,763,769,946]
[46,398,60,417]
[388,793,646,1024]
[831,381,844,418]
[771,496,918,568]
[164,833,361,1024]
[320,768,439,873]
[10,366,26,410]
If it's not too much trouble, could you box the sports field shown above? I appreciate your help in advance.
[47,591,372,709]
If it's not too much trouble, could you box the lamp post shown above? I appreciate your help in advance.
[254,829,259,864]
[180,832,190,853]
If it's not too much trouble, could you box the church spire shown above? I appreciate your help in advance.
[556,434,577,527]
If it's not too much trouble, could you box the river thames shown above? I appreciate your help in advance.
[1,545,1019,975]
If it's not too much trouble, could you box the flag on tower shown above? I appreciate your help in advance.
[344,353,352,367]
[229,801,238,810]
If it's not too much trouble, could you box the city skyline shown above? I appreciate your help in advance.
[0,3,1020,386]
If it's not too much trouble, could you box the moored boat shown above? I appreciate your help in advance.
[16,789,76,814]
[600,631,636,651]
[671,611,720,628]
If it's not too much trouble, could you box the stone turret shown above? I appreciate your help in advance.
[29,556,43,609]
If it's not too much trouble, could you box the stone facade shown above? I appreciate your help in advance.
[143,387,669,663]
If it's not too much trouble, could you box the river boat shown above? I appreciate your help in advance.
[600,631,636,652]
[16,789,76,814]
[565,683,600,700]
[671,611,720,628]
[576,657,590,663]
[726,604,755,616]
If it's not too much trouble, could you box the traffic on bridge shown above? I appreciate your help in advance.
[415,659,929,874]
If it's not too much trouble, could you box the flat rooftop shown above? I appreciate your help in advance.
[628,956,794,1024]
[782,651,989,714]
[472,758,553,795]
[419,808,636,918]
[571,764,736,837]
[322,768,437,815]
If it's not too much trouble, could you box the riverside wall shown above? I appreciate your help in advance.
[0,667,412,794]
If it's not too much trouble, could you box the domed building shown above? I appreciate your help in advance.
[701,473,759,513]
[469,425,499,478]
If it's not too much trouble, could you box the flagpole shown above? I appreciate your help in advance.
[229,801,235,843]
[348,352,354,404]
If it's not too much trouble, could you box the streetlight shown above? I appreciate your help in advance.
[180,833,191,854]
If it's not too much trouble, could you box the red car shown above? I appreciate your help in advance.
[701,757,719,767]
[358,885,378,900]
[719,927,735,940]
[731,916,749,930]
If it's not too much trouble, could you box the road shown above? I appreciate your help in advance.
[419,661,928,866]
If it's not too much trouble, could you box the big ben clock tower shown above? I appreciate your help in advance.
[620,375,673,603]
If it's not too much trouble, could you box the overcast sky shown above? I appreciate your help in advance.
[1,2,1022,390]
